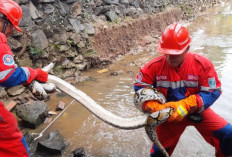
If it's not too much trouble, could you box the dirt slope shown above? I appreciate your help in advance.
[92,8,182,61]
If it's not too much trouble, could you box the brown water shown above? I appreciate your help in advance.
[31,1,232,156]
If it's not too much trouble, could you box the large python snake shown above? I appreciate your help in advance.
[43,63,173,157]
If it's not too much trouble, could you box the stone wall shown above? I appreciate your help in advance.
[9,0,218,82]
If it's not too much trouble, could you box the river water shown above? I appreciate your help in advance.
[32,1,232,156]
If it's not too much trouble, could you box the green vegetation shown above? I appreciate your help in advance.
[84,48,96,57]
[30,46,46,56]
[67,39,74,46]
[51,43,61,50]
[107,17,122,25]
[53,65,63,74]
[178,4,194,18]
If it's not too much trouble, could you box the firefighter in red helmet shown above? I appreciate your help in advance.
[0,0,48,156]
[134,23,232,156]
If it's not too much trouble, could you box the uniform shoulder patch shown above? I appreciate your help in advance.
[208,77,216,89]
[146,55,164,68]
[3,54,14,66]
[193,53,211,71]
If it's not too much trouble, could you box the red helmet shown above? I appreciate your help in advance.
[157,23,191,55]
[0,0,22,32]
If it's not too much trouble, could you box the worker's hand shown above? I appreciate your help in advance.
[143,101,165,113]
[144,95,198,122]
[35,69,48,83]
[163,95,198,122]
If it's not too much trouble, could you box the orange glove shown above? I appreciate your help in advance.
[143,101,164,113]
[143,95,198,122]
[35,69,48,83]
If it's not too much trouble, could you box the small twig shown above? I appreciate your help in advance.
[17,30,31,58]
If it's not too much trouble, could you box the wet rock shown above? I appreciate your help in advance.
[20,5,33,29]
[17,56,33,67]
[56,101,66,110]
[95,0,103,6]
[129,0,140,8]
[76,62,87,71]
[8,36,22,52]
[15,101,49,129]
[69,33,81,45]
[62,59,76,69]
[76,75,91,83]
[59,1,70,16]
[31,29,49,50]
[104,0,119,5]
[120,0,129,5]
[105,10,118,22]
[59,44,71,52]
[28,1,42,20]
[56,92,67,98]
[83,23,95,35]
[63,68,76,78]
[69,19,85,33]
[94,6,111,15]
[64,76,76,84]
[16,96,28,104]
[65,49,78,57]
[110,70,123,76]
[36,130,66,155]
[126,7,142,18]
[70,2,82,18]
[0,88,7,98]
[57,30,68,45]
[17,0,29,4]
[14,91,37,104]
[44,117,53,123]
[78,40,86,48]
[66,0,77,4]
[40,0,55,3]
[69,147,87,157]
[6,85,26,96]
[73,55,84,64]
[44,4,54,14]
[42,22,54,38]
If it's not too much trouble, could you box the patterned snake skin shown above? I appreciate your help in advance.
[145,108,173,157]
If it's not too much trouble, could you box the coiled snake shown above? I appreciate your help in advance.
[44,64,173,157]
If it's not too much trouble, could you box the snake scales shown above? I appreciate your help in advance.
[43,63,172,157]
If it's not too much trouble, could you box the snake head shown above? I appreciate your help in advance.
[147,108,174,127]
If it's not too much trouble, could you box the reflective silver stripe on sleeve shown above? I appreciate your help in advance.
[200,86,222,92]
[21,67,30,80]
[0,68,15,80]
[157,80,198,89]
[198,96,205,113]
[134,80,154,88]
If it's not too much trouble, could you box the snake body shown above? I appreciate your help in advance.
[44,63,172,156]
[48,75,148,129]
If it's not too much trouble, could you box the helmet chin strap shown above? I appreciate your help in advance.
[1,15,9,34]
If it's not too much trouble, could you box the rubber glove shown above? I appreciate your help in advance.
[35,69,48,83]
[144,95,198,122]
[143,101,163,113]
